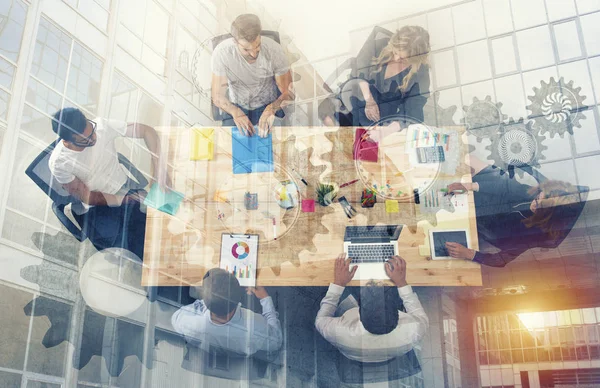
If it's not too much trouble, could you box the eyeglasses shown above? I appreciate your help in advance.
[72,120,96,146]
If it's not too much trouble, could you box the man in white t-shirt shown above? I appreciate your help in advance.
[211,14,293,137]
[48,107,169,256]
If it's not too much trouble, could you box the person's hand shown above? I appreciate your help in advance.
[247,286,269,299]
[233,109,254,136]
[333,253,357,287]
[446,182,474,195]
[364,99,380,122]
[385,255,408,287]
[445,242,476,260]
[258,105,276,138]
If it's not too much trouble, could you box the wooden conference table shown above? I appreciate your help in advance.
[142,125,481,287]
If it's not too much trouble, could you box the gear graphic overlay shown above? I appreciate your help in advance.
[526,77,587,138]
[462,96,508,142]
[485,119,547,178]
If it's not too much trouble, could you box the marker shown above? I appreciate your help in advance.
[292,169,309,186]
[272,218,277,240]
[340,179,359,188]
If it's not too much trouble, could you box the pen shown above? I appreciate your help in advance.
[292,169,309,186]
[340,179,359,188]
[272,218,277,240]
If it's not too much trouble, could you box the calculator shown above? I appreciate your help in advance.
[416,146,445,163]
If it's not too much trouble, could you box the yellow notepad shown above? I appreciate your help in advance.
[190,128,214,160]
[385,200,399,213]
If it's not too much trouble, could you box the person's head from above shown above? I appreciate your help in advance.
[52,107,97,149]
[201,268,244,320]
[231,14,262,63]
[524,179,583,240]
[358,280,403,335]
[374,25,431,92]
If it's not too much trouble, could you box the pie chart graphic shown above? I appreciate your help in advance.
[231,241,250,260]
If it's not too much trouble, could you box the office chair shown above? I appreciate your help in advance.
[25,140,148,252]
[209,30,282,122]
[336,348,421,385]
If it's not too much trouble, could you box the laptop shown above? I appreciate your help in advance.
[343,225,402,280]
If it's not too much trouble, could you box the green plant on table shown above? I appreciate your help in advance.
[316,183,337,206]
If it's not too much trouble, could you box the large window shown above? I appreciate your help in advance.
[2,16,103,258]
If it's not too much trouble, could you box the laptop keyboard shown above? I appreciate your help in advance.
[348,244,395,263]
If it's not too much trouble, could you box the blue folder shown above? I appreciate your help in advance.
[143,183,184,216]
[231,127,274,174]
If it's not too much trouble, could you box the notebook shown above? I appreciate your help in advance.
[143,183,184,216]
[231,127,273,174]
[220,233,259,287]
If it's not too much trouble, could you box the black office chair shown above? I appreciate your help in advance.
[25,140,148,251]
[209,30,282,122]
[336,349,421,385]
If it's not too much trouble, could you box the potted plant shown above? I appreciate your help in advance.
[316,183,337,206]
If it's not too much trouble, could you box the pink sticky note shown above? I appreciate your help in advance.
[302,199,315,213]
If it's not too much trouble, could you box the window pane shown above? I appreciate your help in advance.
[25,77,63,116]
[523,348,536,362]
[112,320,143,388]
[479,351,488,365]
[21,104,57,144]
[537,348,550,362]
[0,284,33,369]
[587,325,599,343]
[6,138,49,219]
[510,330,522,348]
[26,297,72,377]
[66,42,102,114]
[2,209,44,252]
[512,349,524,363]
[0,56,15,89]
[109,72,138,122]
[144,1,169,56]
[583,308,597,324]
[498,331,510,349]
[0,88,8,120]
[31,18,70,91]
[551,346,562,361]
[576,345,589,360]
[0,370,21,387]
[26,381,61,388]
[0,0,28,62]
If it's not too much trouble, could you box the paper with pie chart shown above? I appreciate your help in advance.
[219,234,258,287]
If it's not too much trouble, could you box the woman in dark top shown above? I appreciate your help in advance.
[319,26,431,127]
[351,26,431,126]
[444,159,585,268]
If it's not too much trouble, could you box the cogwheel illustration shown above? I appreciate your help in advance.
[21,233,145,377]
[526,77,587,138]
[462,96,508,142]
[423,91,458,127]
[485,119,547,178]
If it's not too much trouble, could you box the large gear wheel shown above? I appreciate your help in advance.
[526,77,587,138]
[423,91,458,127]
[462,96,508,142]
[485,118,547,178]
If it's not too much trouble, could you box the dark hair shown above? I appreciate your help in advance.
[231,14,262,42]
[359,284,402,335]
[52,107,87,141]
[202,268,243,317]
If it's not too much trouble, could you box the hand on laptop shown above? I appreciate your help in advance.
[258,105,276,138]
[333,253,358,287]
[385,255,408,287]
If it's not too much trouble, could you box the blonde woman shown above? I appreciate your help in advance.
[342,26,431,127]
[444,158,586,267]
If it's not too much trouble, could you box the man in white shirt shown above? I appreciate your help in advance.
[315,254,428,363]
[171,268,283,357]
[48,107,169,257]
[211,14,293,137]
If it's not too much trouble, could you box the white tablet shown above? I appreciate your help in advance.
[429,229,471,260]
